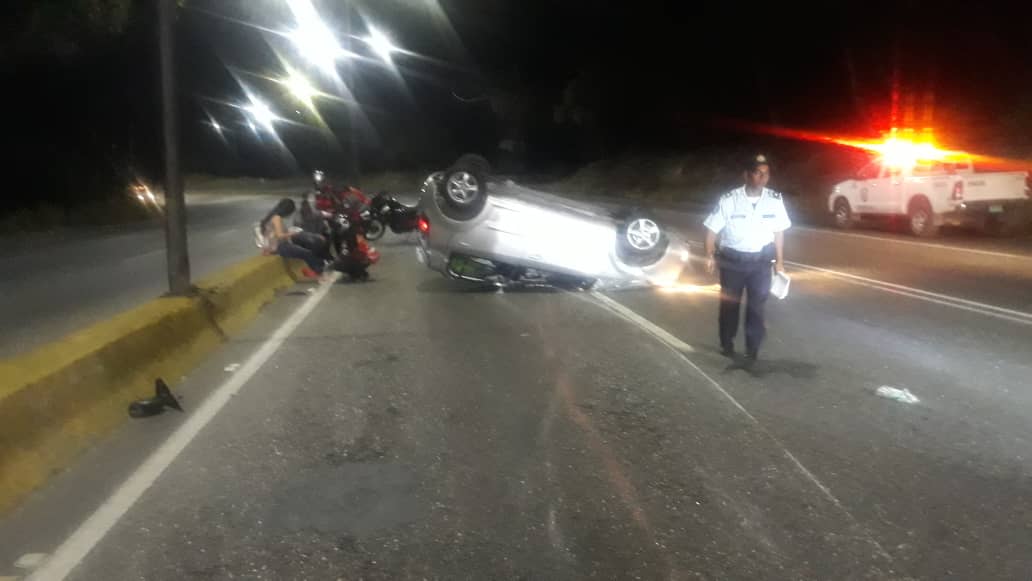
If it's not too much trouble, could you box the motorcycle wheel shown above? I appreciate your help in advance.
[365,218,386,241]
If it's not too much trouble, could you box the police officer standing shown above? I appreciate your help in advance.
[703,154,791,365]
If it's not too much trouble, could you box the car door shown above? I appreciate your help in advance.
[851,161,885,214]
[870,164,904,214]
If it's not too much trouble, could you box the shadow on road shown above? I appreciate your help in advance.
[723,357,818,379]
[700,345,818,379]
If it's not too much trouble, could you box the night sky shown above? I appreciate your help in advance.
[4,0,1032,202]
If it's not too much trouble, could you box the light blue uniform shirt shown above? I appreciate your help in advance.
[703,187,792,253]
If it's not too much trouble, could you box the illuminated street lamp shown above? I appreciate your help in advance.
[364,26,398,63]
[246,99,277,131]
[284,70,317,108]
[286,0,351,75]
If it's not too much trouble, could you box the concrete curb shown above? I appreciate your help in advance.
[0,256,303,516]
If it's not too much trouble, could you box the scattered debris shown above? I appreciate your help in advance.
[306,287,317,295]
[224,363,242,373]
[15,553,48,570]
[875,385,920,404]
[129,379,184,418]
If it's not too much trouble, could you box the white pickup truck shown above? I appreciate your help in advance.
[828,157,1031,236]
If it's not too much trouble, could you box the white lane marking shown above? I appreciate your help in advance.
[27,273,340,581]
[786,261,1032,326]
[670,208,1032,261]
[585,291,896,566]
[793,226,1032,261]
[15,553,48,570]
[118,248,164,264]
[683,240,1032,326]
[591,292,694,353]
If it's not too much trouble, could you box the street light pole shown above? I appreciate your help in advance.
[342,2,360,180]
[158,0,191,295]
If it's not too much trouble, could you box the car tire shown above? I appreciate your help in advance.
[907,198,939,237]
[364,218,385,241]
[617,214,669,266]
[452,154,492,178]
[833,198,854,229]
[438,156,490,221]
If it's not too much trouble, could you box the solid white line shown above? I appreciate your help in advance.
[793,225,1032,261]
[119,248,164,264]
[683,240,1032,326]
[671,208,1032,261]
[27,273,340,581]
[585,291,896,565]
[591,292,694,353]
[786,261,1032,326]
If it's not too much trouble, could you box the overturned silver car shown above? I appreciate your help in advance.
[415,155,690,289]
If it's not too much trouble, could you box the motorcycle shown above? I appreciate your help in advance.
[326,209,380,281]
[363,191,420,241]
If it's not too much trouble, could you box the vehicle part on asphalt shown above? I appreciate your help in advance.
[875,385,920,404]
[128,378,184,418]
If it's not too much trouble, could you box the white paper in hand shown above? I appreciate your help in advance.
[771,271,791,300]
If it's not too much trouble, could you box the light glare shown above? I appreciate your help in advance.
[287,0,347,75]
[246,100,277,130]
[365,27,397,62]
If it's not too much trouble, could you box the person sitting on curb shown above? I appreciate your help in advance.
[258,198,333,281]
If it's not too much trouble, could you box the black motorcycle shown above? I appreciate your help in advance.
[363,192,420,241]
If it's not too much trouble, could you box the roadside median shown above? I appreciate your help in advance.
[0,255,304,516]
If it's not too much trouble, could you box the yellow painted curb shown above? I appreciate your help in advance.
[0,255,304,516]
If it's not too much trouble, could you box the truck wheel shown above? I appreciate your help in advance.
[833,198,853,229]
[907,198,939,237]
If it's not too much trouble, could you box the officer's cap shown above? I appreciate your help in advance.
[746,153,771,171]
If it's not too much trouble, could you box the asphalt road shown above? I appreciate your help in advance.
[0,185,302,358]
[2,200,1031,580]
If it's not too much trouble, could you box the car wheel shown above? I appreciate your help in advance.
[364,218,385,241]
[908,198,939,237]
[438,156,490,221]
[617,214,669,266]
[444,170,482,207]
[452,153,492,178]
[833,198,853,229]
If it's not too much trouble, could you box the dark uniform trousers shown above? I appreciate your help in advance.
[717,244,774,356]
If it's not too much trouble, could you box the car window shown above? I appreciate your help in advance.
[856,162,882,180]
[912,161,943,175]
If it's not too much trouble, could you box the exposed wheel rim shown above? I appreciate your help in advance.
[626,218,661,251]
[446,172,480,205]
[911,209,929,234]
[834,204,850,226]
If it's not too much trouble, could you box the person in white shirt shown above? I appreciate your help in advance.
[703,154,791,364]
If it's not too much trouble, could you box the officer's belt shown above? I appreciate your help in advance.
[717,244,775,263]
